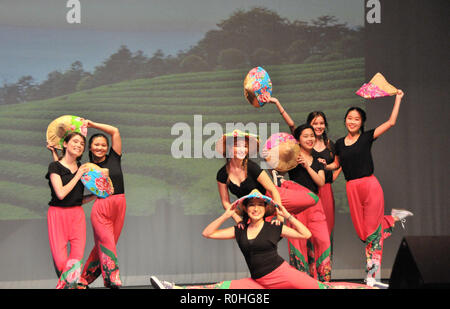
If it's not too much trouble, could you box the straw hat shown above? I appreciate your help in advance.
[262,132,300,173]
[244,66,273,108]
[46,115,88,149]
[80,163,114,198]
[215,129,260,158]
[356,72,398,99]
[231,189,279,217]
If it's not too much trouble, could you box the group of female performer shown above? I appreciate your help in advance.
[45,87,413,289]
[150,89,413,289]
[267,91,413,287]
[46,120,126,289]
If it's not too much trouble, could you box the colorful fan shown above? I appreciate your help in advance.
[244,66,273,107]
[80,163,114,198]
[356,73,398,99]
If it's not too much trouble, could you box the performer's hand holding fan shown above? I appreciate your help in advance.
[244,66,273,108]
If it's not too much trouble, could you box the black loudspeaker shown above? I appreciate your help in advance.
[389,236,450,289]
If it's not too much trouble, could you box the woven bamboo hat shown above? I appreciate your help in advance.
[46,115,88,149]
[262,132,300,173]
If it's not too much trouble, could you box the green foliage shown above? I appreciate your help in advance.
[179,55,210,72]
[0,58,364,219]
[0,8,364,106]
[217,48,247,69]
[250,48,278,66]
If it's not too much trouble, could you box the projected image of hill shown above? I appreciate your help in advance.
[0,58,364,220]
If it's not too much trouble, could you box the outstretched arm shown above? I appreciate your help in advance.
[373,90,404,139]
[262,95,296,135]
[86,120,122,155]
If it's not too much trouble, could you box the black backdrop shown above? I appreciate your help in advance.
[365,0,449,236]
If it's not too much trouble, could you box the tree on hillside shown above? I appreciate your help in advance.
[16,76,38,102]
[217,48,247,69]
[0,82,20,105]
[192,7,293,68]
[0,7,365,104]
[309,15,357,57]
[90,45,135,87]
[249,48,278,66]
[143,49,167,78]
[34,70,64,99]
[180,55,210,72]
[185,7,363,70]
[31,61,87,99]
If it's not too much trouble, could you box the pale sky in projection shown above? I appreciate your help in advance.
[0,0,363,30]
[0,0,364,82]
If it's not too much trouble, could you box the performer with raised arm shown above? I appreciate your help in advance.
[324,90,413,287]
[80,120,127,288]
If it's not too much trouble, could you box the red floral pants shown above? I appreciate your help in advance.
[288,198,332,282]
[47,206,86,289]
[346,175,395,279]
[82,194,126,288]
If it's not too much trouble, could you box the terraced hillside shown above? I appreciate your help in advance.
[0,58,364,220]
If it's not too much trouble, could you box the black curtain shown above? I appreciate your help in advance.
[365,0,449,235]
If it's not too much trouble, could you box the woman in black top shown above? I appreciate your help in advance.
[216,130,319,225]
[307,111,340,247]
[80,120,126,288]
[268,96,339,244]
[286,124,331,282]
[325,90,413,287]
[150,190,372,289]
[216,130,283,224]
[46,132,95,289]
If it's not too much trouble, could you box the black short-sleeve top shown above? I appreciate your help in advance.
[311,140,336,184]
[288,156,324,194]
[45,161,84,207]
[234,222,284,279]
[216,160,266,198]
[94,148,125,195]
[335,129,376,181]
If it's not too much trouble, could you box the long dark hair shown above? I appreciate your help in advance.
[306,111,333,153]
[293,123,315,142]
[88,133,110,162]
[61,132,86,162]
[344,107,367,133]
